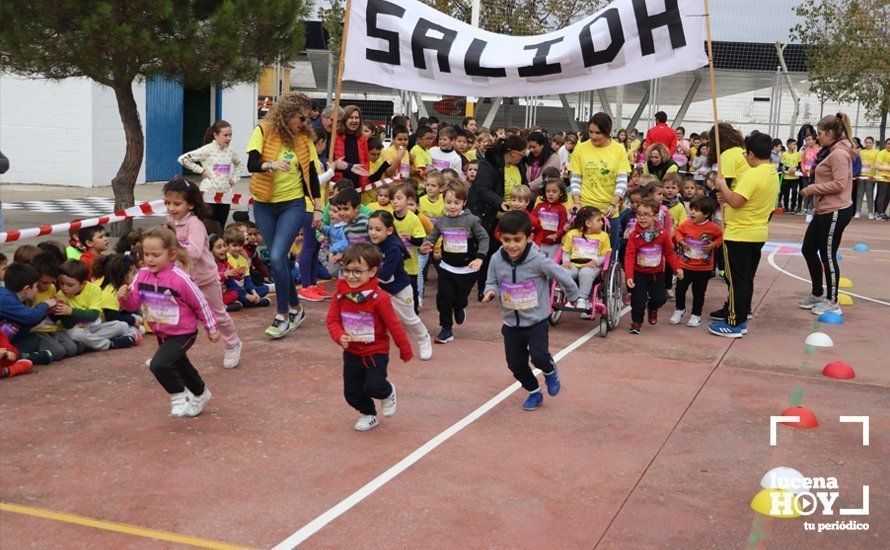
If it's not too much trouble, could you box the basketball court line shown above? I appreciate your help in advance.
[0,502,248,549]
[767,249,890,306]
[272,306,631,549]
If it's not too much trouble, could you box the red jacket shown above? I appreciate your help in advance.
[326,278,413,361]
[0,331,20,369]
[644,122,678,154]
[625,223,680,276]
[533,202,568,245]
[673,219,723,271]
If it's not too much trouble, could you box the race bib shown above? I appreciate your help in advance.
[400,162,411,178]
[685,238,708,260]
[140,290,180,325]
[431,158,451,171]
[624,218,637,238]
[499,280,538,311]
[538,210,560,231]
[347,235,368,244]
[341,311,375,343]
[212,164,231,180]
[573,237,600,259]
[0,320,20,339]
[427,217,440,225]
[637,244,663,268]
[401,237,414,254]
[442,228,469,254]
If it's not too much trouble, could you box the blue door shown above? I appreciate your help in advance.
[146,78,184,181]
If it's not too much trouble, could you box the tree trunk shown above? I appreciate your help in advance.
[109,78,144,238]
[880,108,887,143]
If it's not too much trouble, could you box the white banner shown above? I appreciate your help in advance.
[342,0,709,97]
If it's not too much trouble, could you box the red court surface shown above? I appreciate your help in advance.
[2,215,888,549]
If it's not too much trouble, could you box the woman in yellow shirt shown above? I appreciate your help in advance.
[246,92,321,339]
[857,136,878,218]
[707,123,748,186]
[874,138,890,219]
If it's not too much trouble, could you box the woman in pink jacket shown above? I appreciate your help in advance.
[163,179,242,368]
[119,227,219,418]
[798,113,856,316]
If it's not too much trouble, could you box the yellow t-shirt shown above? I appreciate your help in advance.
[227,253,250,271]
[781,151,802,180]
[668,202,687,234]
[60,281,103,327]
[393,211,427,275]
[367,201,393,213]
[97,283,120,313]
[385,146,411,178]
[723,163,779,242]
[411,145,431,174]
[859,148,878,178]
[419,195,446,223]
[246,126,320,203]
[31,284,59,333]
[504,165,522,199]
[720,147,750,184]
[569,139,630,215]
[872,150,890,182]
[561,229,611,263]
[465,149,478,162]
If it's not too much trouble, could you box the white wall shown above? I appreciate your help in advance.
[91,80,146,186]
[221,82,258,177]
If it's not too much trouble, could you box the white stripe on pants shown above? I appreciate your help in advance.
[68,321,130,351]
[389,285,430,342]
[198,279,240,349]
[567,264,602,298]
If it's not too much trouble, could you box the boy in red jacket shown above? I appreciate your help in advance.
[326,243,413,432]
[1,331,34,379]
[670,196,723,327]
[624,198,684,334]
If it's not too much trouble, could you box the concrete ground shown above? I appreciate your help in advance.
[1,185,888,548]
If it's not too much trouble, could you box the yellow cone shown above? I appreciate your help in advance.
[750,489,801,518]
[838,294,854,306]
[839,277,853,289]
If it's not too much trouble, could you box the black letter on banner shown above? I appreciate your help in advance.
[412,19,458,72]
[579,9,624,68]
[465,39,507,77]
[366,0,405,65]
[633,0,686,56]
[518,38,563,77]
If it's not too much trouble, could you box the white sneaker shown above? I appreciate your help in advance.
[811,301,842,316]
[265,282,276,293]
[354,415,379,431]
[868,213,875,220]
[170,391,190,417]
[576,298,590,312]
[223,339,242,369]
[381,384,397,417]
[145,358,152,368]
[670,309,686,324]
[854,212,861,219]
[687,315,702,327]
[418,333,433,360]
[184,388,212,417]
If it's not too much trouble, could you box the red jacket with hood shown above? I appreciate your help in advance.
[326,278,413,361]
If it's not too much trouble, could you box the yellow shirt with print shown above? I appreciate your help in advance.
[246,126,320,203]
[393,211,427,275]
[60,281,103,327]
[569,139,630,216]
[720,147,750,184]
[385,146,410,179]
[419,194,446,223]
[227,253,250,272]
[363,156,388,205]
[561,229,611,263]
[781,151,802,180]
[30,284,60,333]
[872,150,890,182]
[859,148,878,178]
[723,163,779,242]
[367,201,393,213]
[504,165,522,200]
[411,145,431,174]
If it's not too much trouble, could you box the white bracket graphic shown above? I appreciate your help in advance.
[770,416,800,446]
[839,416,870,446]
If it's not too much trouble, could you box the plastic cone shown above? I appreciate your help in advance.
[838,294,854,306]
[761,467,807,493]
[805,332,833,347]
[852,243,869,252]
[750,489,801,518]
[818,311,844,324]
[780,406,819,428]
[839,277,853,289]
[822,361,855,379]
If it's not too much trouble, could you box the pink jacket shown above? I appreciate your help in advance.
[810,139,854,215]
[168,212,218,286]
[119,264,217,337]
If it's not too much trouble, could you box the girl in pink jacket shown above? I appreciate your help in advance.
[119,227,219,418]
[163,179,242,369]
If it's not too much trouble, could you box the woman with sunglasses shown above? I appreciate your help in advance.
[246,92,322,339]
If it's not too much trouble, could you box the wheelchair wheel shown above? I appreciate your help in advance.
[549,288,564,326]
[599,316,609,337]
[606,263,624,330]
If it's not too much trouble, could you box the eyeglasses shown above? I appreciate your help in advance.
[342,268,370,279]
[637,212,654,219]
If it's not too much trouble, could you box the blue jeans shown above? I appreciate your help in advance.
[253,199,307,313]
[299,211,321,288]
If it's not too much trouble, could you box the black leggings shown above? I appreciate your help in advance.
[674,269,712,316]
[801,205,854,302]
[149,333,204,395]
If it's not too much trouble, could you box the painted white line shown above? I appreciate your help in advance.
[273,307,630,549]
[767,250,890,307]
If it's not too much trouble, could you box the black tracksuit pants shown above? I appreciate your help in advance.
[630,271,667,323]
[149,333,205,396]
[343,352,393,416]
[502,320,556,393]
[722,241,764,327]
[436,266,477,329]
[674,269,712,316]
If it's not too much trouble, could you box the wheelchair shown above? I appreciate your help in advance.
[548,247,624,337]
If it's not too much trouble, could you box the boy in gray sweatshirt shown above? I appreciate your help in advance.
[421,181,489,344]
[482,211,580,410]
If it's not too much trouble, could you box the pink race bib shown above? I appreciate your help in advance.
[341,311,375,343]
[637,244,663,268]
[538,210,560,231]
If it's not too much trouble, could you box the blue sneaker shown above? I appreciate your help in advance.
[434,328,454,344]
[523,391,543,410]
[740,322,748,335]
[544,366,561,396]
[707,320,745,338]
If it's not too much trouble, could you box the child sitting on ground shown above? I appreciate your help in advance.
[561,207,612,318]
[28,252,85,359]
[0,262,57,365]
[224,225,271,308]
[1,329,34,379]
[367,185,394,213]
[244,221,272,286]
[54,259,141,351]
[77,225,110,279]
[671,196,723,328]
[624,199,684,334]
[483,211,579,411]
[210,234,244,312]
[326,243,413,432]
[95,254,145,331]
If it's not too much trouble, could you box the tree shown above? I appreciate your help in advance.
[791,0,890,140]
[0,0,310,235]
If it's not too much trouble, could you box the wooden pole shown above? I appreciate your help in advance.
[326,0,354,201]
[703,0,722,178]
